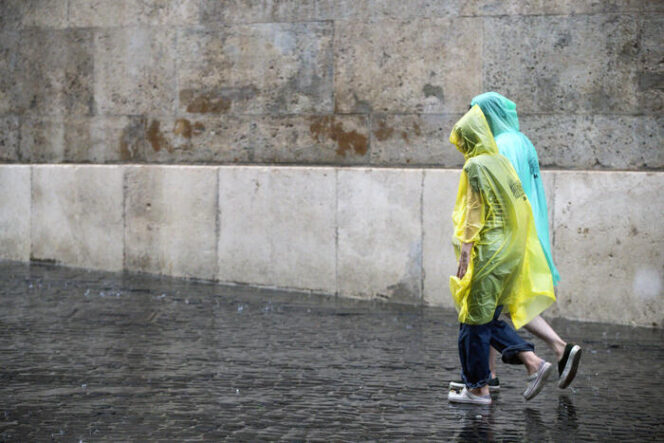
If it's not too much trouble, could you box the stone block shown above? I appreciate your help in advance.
[177,23,334,115]
[337,168,422,302]
[483,15,641,114]
[521,114,660,170]
[0,166,30,262]
[138,114,370,164]
[217,166,336,293]
[31,166,124,271]
[125,166,218,279]
[370,114,465,167]
[0,116,20,162]
[639,16,664,113]
[334,18,481,114]
[639,115,664,169]
[94,27,176,115]
[20,0,69,28]
[0,30,20,114]
[551,171,664,326]
[69,0,200,27]
[422,169,461,309]
[17,28,94,116]
[18,116,66,162]
[201,0,460,23]
[460,0,643,16]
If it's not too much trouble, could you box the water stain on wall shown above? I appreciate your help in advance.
[309,116,368,157]
[146,120,173,153]
[180,86,258,114]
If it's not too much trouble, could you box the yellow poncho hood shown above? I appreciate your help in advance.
[449,106,555,329]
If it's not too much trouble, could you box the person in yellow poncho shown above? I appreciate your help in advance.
[447,105,557,405]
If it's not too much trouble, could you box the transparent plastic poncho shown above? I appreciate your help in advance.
[471,92,560,285]
[449,105,555,329]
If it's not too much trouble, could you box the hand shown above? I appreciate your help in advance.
[456,250,469,279]
[456,242,473,279]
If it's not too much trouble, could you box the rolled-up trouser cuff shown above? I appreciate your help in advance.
[501,342,535,365]
[461,371,491,389]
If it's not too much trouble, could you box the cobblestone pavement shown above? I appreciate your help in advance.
[1,262,663,441]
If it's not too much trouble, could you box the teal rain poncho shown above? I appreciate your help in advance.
[471,92,560,285]
[449,105,555,329]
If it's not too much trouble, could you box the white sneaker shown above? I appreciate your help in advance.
[523,361,553,401]
[448,387,492,405]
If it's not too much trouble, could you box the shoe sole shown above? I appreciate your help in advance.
[448,391,492,406]
[523,362,553,401]
[558,345,582,389]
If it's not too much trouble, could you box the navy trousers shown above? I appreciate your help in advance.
[458,306,535,388]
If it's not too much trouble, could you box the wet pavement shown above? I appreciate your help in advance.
[1,262,663,442]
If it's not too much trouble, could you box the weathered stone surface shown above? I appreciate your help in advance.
[0,116,19,162]
[125,166,218,279]
[422,169,460,309]
[69,0,200,28]
[337,168,422,301]
[18,117,66,162]
[639,115,664,169]
[217,166,336,292]
[94,27,176,115]
[177,23,333,115]
[551,171,664,326]
[639,16,664,113]
[0,166,30,261]
[201,0,460,23]
[135,114,370,164]
[370,114,464,167]
[521,114,653,170]
[483,15,641,114]
[17,29,94,116]
[461,0,643,16]
[0,30,20,114]
[334,19,481,114]
[31,166,124,271]
[19,0,69,28]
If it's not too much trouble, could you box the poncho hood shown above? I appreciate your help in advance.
[470,92,519,136]
[449,105,499,160]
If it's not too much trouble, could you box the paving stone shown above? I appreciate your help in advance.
[177,23,334,115]
[460,0,643,16]
[334,18,481,114]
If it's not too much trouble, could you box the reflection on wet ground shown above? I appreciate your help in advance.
[1,262,663,441]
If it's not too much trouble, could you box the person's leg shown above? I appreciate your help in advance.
[523,315,566,360]
[489,346,497,378]
[458,322,491,397]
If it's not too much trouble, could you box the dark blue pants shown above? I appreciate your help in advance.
[458,306,535,389]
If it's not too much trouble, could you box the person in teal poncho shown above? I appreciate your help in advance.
[470,92,582,390]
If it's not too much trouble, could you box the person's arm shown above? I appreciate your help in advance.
[456,241,474,279]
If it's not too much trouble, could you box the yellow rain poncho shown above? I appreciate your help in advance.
[449,105,555,329]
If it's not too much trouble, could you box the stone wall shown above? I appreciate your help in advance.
[0,0,661,169]
[0,1,662,326]
[1,164,663,327]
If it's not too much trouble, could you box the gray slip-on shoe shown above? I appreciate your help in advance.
[523,361,553,401]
